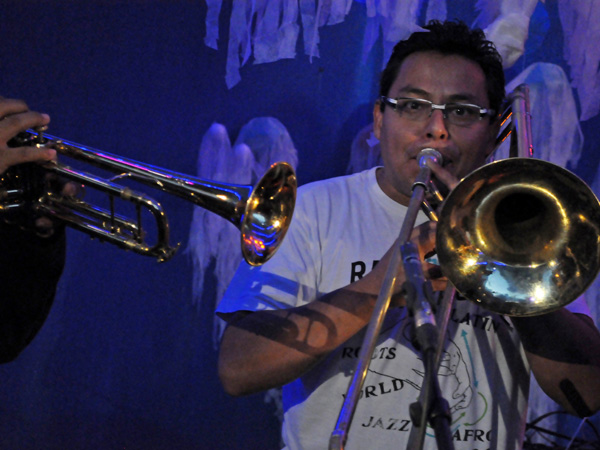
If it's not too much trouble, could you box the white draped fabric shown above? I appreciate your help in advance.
[188,118,299,346]
[204,0,600,124]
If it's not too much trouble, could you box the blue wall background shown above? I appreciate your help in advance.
[1,1,600,448]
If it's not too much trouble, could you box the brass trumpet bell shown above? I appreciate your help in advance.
[237,162,296,265]
[436,157,600,316]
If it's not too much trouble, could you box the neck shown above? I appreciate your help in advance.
[375,167,411,206]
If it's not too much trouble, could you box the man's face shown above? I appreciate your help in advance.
[373,51,498,205]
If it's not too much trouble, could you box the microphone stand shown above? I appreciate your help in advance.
[329,149,453,450]
[405,285,456,449]
[399,149,453,450]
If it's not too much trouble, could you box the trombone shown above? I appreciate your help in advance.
[0,129,297,264]
[330,84,600,449]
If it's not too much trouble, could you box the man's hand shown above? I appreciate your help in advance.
[0,97,56,174]
[33,174,82,237]
[426,158,460,191]
[0,97,82,237]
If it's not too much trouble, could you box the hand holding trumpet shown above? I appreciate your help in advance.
[0,97,81,237]
[0,97,55,173]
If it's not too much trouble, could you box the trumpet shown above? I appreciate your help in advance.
[330,84,600,449]
[0,129,297,264]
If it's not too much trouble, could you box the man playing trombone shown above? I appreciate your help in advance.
[216,20,600,449]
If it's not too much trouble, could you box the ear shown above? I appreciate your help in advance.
[373,101,383,140]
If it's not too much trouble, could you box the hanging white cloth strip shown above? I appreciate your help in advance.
[204,0,222,49]
[497,62,583,168]
[361,0,426,68]
[225,1,254,88]
[558,0,600,121]
[205,0,600,122]
[475,0,539,68]
[254,0,300,64]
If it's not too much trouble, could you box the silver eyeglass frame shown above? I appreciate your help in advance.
[380,96,495,125]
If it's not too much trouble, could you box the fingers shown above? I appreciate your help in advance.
[28,177,80,239]
[0,147,56,174]
[34,216,56,238]
[0,97,68,238]
[423,258,446,288]
[0,97,53,174]
[0,97,29,121]
[61,181,82,197]
[426,159,459,191]
[410,221,437,259]
[425,263,443,280]
[411,221,446,291]
[0,98,50,142]
[43,172,82,197]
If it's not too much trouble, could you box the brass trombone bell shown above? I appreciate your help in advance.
[436,157,600,316]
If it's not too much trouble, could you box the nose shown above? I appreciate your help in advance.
[424,109,448,140]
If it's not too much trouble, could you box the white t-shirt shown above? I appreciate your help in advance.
[218,167,590,450]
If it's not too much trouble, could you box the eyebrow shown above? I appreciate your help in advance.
[394,86,483,104]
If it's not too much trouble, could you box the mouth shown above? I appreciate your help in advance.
[413,147,455,168]
[412,154,454,170]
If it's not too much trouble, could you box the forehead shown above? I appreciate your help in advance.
[390,51,489,105]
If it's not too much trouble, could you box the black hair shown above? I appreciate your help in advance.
[379,20,505,117]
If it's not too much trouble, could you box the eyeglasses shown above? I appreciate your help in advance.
[380,96,495,127]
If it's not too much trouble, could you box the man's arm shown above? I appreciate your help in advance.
[0,223,66,363]
[219,287,378,396]
[218,222,441,396]
[512,309,600,416]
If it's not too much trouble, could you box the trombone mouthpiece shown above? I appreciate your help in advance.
[418,148,443,168]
